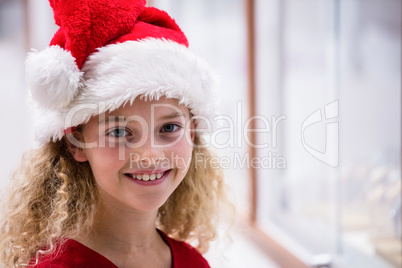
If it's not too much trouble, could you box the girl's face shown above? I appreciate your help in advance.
[72,97,195,212]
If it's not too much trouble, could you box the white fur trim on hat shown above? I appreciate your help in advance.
[32,38,219,146]
[26,46,83,110]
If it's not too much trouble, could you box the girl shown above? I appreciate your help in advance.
[0,0,228,267]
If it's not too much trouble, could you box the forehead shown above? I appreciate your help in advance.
[101,97,190,120]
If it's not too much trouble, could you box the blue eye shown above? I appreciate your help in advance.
[161,124,180,133]
[108,128,129,138]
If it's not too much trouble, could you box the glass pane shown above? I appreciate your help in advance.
[255,0,401,267]
[0,0,30,189]
[339,0,401,267]
[256,0,339,256]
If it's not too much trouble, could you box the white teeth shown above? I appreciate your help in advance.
[129,172,165,181]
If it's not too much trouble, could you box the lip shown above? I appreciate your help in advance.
[126,169,167,175]
[124,169,171,186]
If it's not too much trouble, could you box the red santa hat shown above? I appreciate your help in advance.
[26,0,218,146]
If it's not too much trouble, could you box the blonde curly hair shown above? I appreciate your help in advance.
[0,134,229,267]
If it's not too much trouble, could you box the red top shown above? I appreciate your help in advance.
[31,231,210,268]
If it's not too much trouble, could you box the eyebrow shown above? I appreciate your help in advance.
[97,112,186,125]
[98,116,125,125]
[159,112,186,120]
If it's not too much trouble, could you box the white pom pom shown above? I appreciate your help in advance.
[25,46,83,110]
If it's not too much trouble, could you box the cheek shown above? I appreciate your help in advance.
[85,147,121,174]
[170,140,193,169]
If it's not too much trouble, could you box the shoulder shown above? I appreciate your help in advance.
[31,239,117,268]
[159,231,210,268]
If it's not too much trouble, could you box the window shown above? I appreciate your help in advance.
[0,0,29,189]
[252,0,401,267]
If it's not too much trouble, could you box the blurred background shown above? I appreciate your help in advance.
[0,0,400,267]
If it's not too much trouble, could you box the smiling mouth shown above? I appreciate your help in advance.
[125,170,170,181]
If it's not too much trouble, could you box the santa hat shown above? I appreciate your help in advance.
[26,0,218,146]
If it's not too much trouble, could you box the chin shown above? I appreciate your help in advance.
[132,197,170,212]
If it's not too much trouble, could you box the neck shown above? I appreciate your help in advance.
[75,192,172,267]
[73,187,172,268]
[90,198,160,252]
[75,189,167,259]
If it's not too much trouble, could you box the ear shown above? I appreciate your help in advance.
[190,120,196,144]
[64,131,88,162]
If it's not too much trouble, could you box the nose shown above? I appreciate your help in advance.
[128,134,164,167]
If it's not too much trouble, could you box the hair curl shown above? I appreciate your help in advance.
[0,134,229,267]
